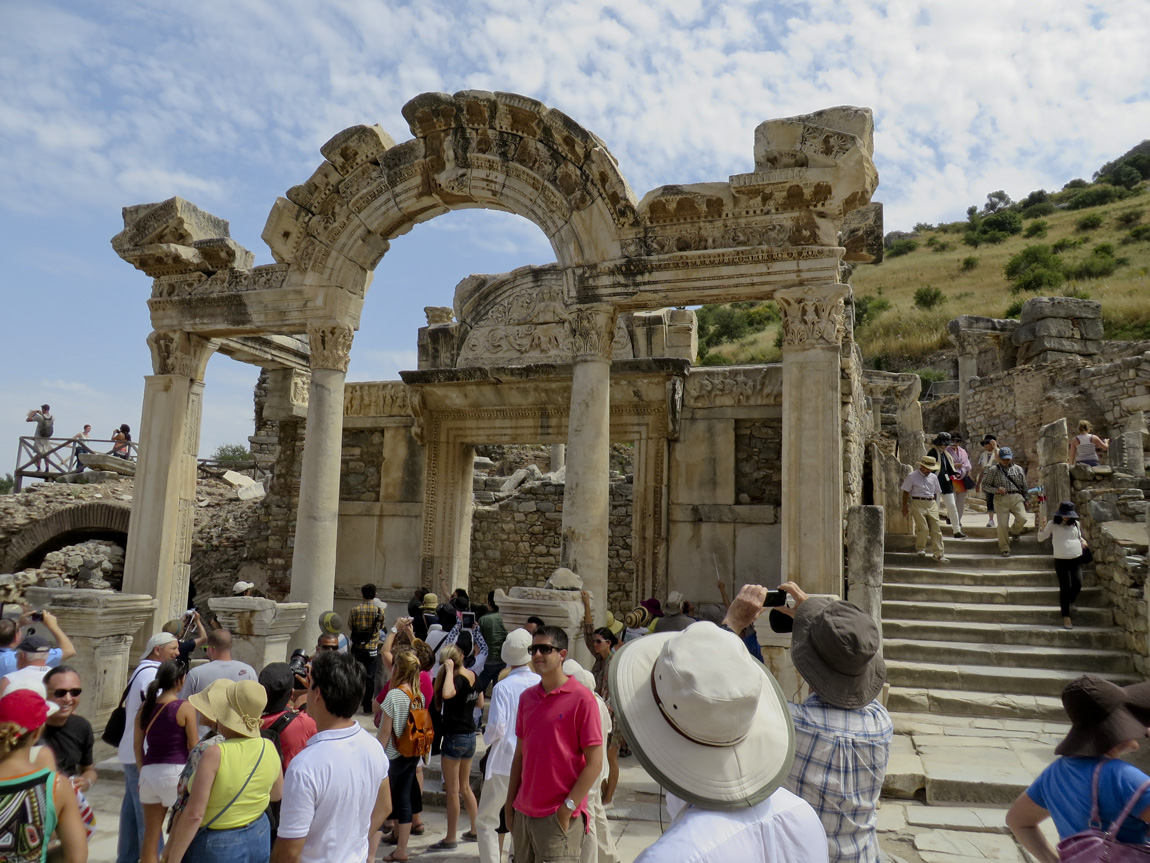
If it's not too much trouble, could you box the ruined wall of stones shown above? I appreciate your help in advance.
[339,430,385,502]
[734,420,781,505]
[469,480,635,611]
[261,418,303,598]
[249,370,279,472]
[841,341,870,510]
[1078,352,1150,431]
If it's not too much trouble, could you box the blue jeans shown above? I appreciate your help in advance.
[117,762,151,863]
[186,813,271,863]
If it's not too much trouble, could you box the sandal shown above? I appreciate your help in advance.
[462,830,478,841]
[411,825,424,835]
[383,854,409,862]
[428,839,459,851]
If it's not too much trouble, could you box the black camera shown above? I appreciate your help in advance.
[762,590,787,607]
[29,611,44,622]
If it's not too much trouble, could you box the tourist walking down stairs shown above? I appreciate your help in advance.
[1038,501,1088,629]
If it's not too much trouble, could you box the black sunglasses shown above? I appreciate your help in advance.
[317,645,339,651]
[527,644,559,656]
[53,688,82,698]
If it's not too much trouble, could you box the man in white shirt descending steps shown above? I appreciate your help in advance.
[477,628,539,863]
[272,650,391,863]
[900,454,949,563]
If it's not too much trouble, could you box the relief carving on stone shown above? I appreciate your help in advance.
[307,323,354,372]
[148,330,213,379]
[290,371,311,408]
[409,389,427,444]
[666,377,684,439]
[344,382,411,418]
[685,367,783,408]
[569,305,618,361]
[776,285,848,350]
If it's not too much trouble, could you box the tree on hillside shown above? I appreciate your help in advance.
[983,190,1013,213]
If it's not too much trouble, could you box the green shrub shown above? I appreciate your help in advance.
[698,350,734,367]
[1052,238,1077,253]
[1076,213,1104,231]
[1064,178,1089,190]
[1108,164,1143,189]
[1127,225,1150,242]
[696,302,776,349]
[1004,245,1066,294]
[1022,201,1057,218]
[1004,299,1025,319]
[962,232,982,248]
[887,239,919,257]
[911,367,948,394]
[212,443,251,467]
[913,222,934,232]
[979,230,1011,245]
[960,256,979,272]
[0,474,13,495]
[1116,208,1144,226]
[913,286,946,309]
[853,295,892,328]
[1024,220,1049,238]
[1067,185,1131,209]
[930,241,953,253]
[1069,246,1127,280]
[982,211,1023,235]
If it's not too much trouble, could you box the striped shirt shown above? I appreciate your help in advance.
[785,694,893,863]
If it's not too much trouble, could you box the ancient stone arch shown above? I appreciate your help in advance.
[2,503,131,573]
[113,90,881,649]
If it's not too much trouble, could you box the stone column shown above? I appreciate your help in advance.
[24,587,157,732]
[208,596,308,670]
[845,506,884,652]
[560,304,617,626]
[1123,412,1146,478]
[950,331,980,432]
[289,323,354,653]
[123,331,215,640]
[550,444,566,472]
[1038,418,1071,520]
[778,284,849,597]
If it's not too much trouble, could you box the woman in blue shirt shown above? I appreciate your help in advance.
[1007,676,1150,863]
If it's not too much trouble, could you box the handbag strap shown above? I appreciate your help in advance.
[141,698,174,742]
[201,739,267,831]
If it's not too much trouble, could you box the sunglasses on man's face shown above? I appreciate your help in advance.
[53,688,82,698]
[317,645,339,651]
[527,644,559,656]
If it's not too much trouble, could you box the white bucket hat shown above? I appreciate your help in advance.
[501,628,532,666]
[610,621,794,810]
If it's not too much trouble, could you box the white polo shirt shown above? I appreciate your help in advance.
[117,660,160,764]
[900,469,941,500]
[483,665,540,779]
[277,723,389,863]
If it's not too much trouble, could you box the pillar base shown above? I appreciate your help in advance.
[208,597,308,670]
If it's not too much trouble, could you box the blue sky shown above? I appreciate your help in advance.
[1,0,1148,463]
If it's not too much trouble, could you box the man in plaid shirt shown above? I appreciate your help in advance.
[981,446,1030,556]
[778,582,893,863]
[347,583,386,714]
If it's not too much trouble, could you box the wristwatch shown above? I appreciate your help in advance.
[564,798,577,812]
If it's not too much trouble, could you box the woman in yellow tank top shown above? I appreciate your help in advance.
[161,680,283,863]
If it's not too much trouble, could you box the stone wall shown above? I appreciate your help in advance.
[1078,352,1150,432]
[734,419,781,505]
[469,479,636,612]
[339,430,385,502]
[261,418,303,598]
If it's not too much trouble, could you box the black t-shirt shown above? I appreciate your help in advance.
[440,674,478,735]
[42,715,94,776]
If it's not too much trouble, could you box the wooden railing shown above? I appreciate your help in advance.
[13,437,138,491]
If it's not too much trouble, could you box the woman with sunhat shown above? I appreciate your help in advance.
[0,688,88,863]
[1038,501,1088,629]
[161,680,282,863]
[1007,675,1150,863]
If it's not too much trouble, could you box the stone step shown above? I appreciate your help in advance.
[888,686,1069,722]
[883,582,1106,606]
[884,639,1134,673]
[883,619,1127,650]
[882,600,1113,627]
[882,565,1088,587]
[883,551,1052,571]
[885,534,1043,554]
[886,659,1140,698]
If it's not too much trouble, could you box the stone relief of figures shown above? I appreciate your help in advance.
[685,367,784,408]
[344,382,410,418]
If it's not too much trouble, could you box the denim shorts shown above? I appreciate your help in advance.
[440,732,477,760]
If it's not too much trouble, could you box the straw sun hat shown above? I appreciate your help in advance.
[189,679,267,738]
[609,622,794,810]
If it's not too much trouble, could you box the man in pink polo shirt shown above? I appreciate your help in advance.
[505,625,603,863]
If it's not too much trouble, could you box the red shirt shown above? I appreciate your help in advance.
[513,676,603,821]
[376,670,434,710]
[260,709,318,771]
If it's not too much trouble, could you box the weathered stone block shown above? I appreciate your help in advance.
[1020,297,1102,324]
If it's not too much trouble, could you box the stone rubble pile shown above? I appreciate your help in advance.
[0,539,124,602]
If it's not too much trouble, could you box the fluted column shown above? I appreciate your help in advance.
[560,304,617,627]
[123,331,216,638]
[778,284,849,597]
[289,323,354,653]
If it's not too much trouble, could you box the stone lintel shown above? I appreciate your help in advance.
[399,357,690,386]
[338,501,423,518]
[682,405,783,421]
[669,504,778,524]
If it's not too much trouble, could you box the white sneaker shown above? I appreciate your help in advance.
[917,549,927,557]
[934,556,951,563]
[987,518,995,527]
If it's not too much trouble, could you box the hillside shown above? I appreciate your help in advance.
[701,146,1150,372]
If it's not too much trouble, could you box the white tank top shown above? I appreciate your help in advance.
[1076,434,1098,462]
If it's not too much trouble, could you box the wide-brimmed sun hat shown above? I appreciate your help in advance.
[931,432,952,446]
[604,611,624,637]
[624,607,652,630]
[501,628,532,666]
[609,622,794,810]
[1055,676,1150,757]
[640,598,664,618]
[663,591,686,615]
[419,593,439,612]
[918,455,939,471]
[792,597,886,709]
[191,679,267,738]
[1055,501,1080,521]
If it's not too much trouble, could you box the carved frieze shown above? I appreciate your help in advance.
[307,324,354,372]
[151,263,290,300]
[343,382,411,418]
[290,371,311,409]
[685,367,783,408]
[776,285,848,350]
[409,390,427,444]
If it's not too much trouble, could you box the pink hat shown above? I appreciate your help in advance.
[0,690,50,733]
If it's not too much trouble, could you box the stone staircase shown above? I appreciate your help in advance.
[881,523,1139,804]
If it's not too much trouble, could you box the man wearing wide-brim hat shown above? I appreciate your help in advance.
[777,582,893,863]
[900,455,949,563]
[610,586,827,863]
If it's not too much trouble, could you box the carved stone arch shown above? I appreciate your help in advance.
[263,90,638,310]
[2,503,132,573]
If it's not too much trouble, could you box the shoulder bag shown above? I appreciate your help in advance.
[101,665,149,746]
[1076,526,1094,566]
[1059,760,1150,863]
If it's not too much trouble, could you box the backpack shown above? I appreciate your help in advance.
[37,416,53,438]
[261,710,299,762]
[395,684,434,759]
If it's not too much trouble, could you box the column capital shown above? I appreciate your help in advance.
[776,283,849,351]
[307,323,354,372]
[146,330,215,379]
[568,304,618,362]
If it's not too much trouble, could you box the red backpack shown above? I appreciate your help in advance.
[395,684,434,759]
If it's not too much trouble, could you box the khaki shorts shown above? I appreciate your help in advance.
[512,810,593,863]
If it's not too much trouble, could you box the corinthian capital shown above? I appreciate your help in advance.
[307,323,354,372]
[147,331,215,379]
[568,304,618,361]
[776,284,849,350]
